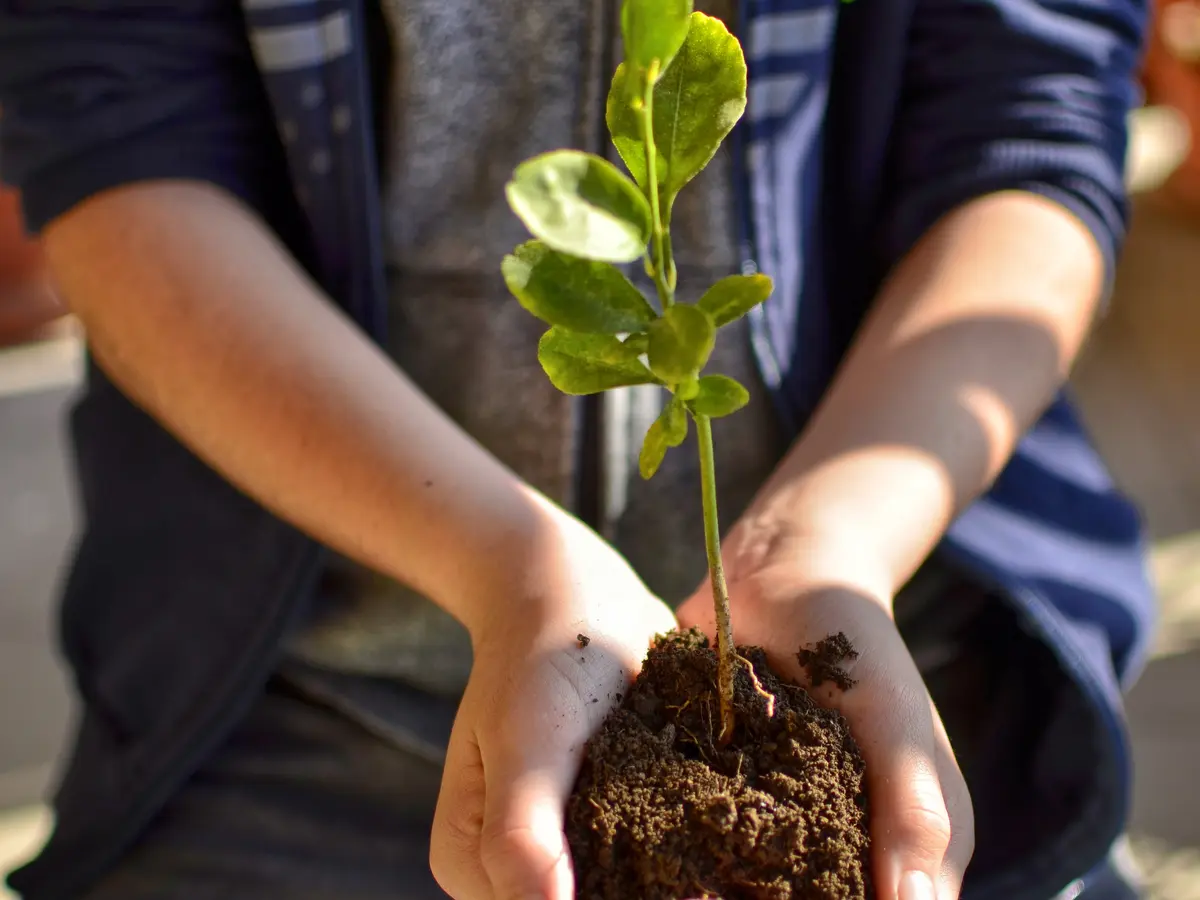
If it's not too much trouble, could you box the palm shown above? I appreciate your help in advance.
[430,524,675,900]
[677,570,974,900]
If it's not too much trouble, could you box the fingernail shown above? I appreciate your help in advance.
[898,870,935,900]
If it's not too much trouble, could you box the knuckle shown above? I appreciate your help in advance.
[430,806,483,886]
[480,823,569,899]
[897,796,954,858]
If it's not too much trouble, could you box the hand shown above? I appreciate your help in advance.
[677,557,974,900]
[429,506,676,900]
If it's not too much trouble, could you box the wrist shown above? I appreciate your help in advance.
[725,441,960,604]
[721,497,898,613]
[449,486,600,645]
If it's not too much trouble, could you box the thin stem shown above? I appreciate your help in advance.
[695,413,737,744]
[637,66,674,309]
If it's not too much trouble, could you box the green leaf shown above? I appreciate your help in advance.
[506,151,653,263]
[608,13,747,215]
[538,327,658,395]
[621,332,651,356]
[639,427,669,481]
[647,304,715,383]
[622,0,693,78]
[688,374,750,418]
[502,241,656,334]
[639,396,689,479]
[676,374,700,401]
[696,274,774,328]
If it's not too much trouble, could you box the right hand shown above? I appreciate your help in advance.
[679,563,973,900]
[429,503,676,900]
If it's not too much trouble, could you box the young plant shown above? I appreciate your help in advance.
[502,0,772,744]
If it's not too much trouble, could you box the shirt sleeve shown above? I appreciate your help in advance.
[882,0,1148,292]
[0,0,299,237]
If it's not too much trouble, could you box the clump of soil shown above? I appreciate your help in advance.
[566,629,872,900]
[795,633,860,691]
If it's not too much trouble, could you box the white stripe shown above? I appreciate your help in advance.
[769,109,809,361]
[949,496,1151,607]
[249,11,351,71]
[1015,423,1116,493]
[756,83,827,375]
[745,139,784,390]
[749,72,809,122]
[747,8,837,59]
[746,139,781,313]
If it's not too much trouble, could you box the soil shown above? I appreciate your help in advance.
[795,634,860,692]
[566,629,873,900]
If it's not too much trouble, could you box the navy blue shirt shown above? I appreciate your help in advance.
[0,1,1153,898]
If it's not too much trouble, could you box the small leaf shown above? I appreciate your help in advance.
[622,0,693,78]
[696,274,774,328]
[647,304,715,384]
[676,374,701,401]
[538,327,658,395]
[608,13,747,215]
[622,332,651,355]
[503,241,656,334]
[639,396,689,479]
[688,374,750,418]
[639,427,669,481]
[664,397,690,446]
[506,151,652,263]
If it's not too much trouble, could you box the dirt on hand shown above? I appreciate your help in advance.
[796,633,860,692]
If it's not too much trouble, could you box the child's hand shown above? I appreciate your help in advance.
[430,509,675,900]
[678,563,974,900]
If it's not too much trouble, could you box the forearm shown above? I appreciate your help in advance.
[44,180,558,635]
[729,191,1105,598]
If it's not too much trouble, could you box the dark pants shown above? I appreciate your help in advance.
[80,674,453,900]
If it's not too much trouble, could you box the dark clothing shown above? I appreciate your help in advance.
[77,670,454,900]
[0,0,1153,897]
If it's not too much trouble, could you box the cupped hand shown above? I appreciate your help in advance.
[429,507,676,900]
[678,560,974,900]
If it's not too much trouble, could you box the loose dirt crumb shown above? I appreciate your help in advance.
[796,632,860,691]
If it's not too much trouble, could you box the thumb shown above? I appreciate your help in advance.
[479,737,579,900]
[877,748,952,900]
[856,687,952,900]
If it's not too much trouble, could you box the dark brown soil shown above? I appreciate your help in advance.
[795,633,860,692]
[566,629,872,900]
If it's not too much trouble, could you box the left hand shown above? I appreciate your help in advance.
[677,556,974,900]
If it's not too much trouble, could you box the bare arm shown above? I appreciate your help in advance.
[727,191,1104,596]
[44,179,562,636]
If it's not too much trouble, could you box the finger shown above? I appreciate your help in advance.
[431,714,491,900]
[933,716,974,900]
[855,679,952,900]
[475,658,591,900]
[478,731,580,900]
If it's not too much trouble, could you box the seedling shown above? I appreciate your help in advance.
[503,0,772,743]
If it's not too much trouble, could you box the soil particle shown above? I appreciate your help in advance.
[566,629,872,900]
[796,633,860,691]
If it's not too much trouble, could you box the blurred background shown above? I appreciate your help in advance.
[2,6,1200,899]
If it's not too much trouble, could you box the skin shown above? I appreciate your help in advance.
[680,190,1103,900]
[42,183,1100,900]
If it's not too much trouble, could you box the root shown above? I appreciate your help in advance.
[735,653,776,719]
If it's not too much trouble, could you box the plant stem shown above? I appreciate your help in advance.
[695,413,737,744]
[638,69,674,309]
